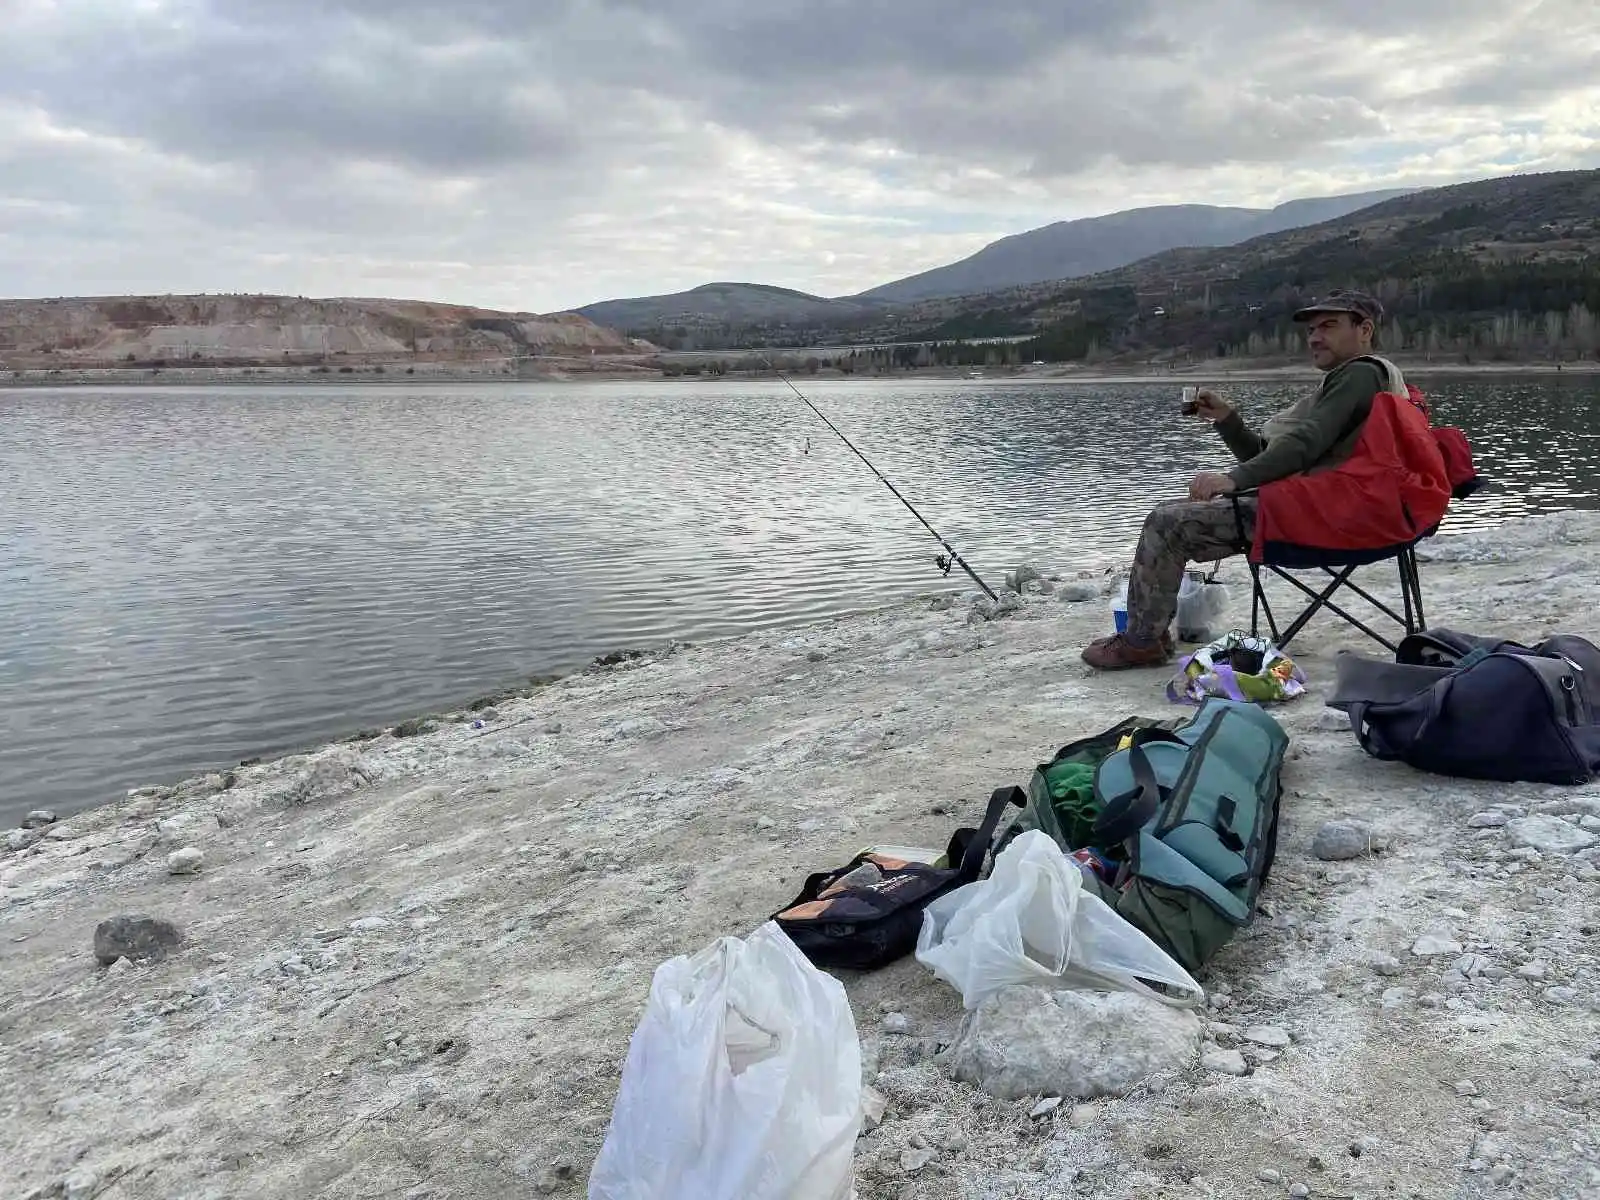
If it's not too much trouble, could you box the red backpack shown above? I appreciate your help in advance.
[1361,358,1481,499]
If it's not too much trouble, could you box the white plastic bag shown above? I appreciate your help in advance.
[588,921,862,1200]
[914,831,1204,1009]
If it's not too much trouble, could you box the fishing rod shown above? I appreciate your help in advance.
[762,357,999,602]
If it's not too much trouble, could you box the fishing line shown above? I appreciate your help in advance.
[762,357,998,601]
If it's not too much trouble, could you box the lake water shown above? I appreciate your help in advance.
[4,374,1600,825]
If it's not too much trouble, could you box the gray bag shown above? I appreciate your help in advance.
[1328,628,1600,785]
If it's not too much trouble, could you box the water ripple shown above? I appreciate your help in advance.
[1,375,1597,822]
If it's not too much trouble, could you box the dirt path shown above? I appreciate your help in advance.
[4,512,1599,1200]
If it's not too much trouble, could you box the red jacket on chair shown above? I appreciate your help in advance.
[1250,368,1453,564]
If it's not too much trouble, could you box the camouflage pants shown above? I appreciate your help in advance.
[1125,497,1257,641]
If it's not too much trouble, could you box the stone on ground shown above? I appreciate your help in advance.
[940,985,1202,1101]
[92,915,182,966]
[1506,815,1599,855]
[1312,820,1374,861]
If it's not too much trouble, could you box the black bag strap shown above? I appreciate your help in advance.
[1214,795,1245,853]
[954,786,1026,881]
[1091,743,1164,846]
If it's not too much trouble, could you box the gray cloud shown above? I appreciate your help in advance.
[0,0,1595,309]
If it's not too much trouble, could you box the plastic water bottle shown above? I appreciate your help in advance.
[1109,582,1128,634]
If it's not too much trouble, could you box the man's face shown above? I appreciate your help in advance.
[1306,312,1371,369]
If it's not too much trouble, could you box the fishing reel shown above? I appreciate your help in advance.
[934,554,953,576]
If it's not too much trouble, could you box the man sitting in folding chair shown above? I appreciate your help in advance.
[1083,288,1457,670]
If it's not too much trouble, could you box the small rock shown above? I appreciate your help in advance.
[1070,1104,1097,1128]
[1467,811,1510,828]
[754,816,777,831]
[900,1147,936,1173]
[883,1012,912,1035]
[1057,583,1098,603]
[1258,1167,1283,1184]
[22,809,58,829]
[1312,820,1374,861]
[1029,1096,1063,1118]
[1454,953,1489,979]
[943,1132,968,1153]
[166,847,204,875]
[861,1085,887,1128]
[1506,815,1599,855]
[534,1160,575,1194]
[1380,986,1416,1008]
[349,917,392,932]
[62,1169,99,1200]
[542,722,563,735]
[1289,1185,1310,1199]
[1454,1079,1479,1096]
[1241,1025,1290,1048]
[1489,1164,1514,1185]
[6,829,37,852]
[93,915,182,965]
[1517,960,1548,980]
[1200,1049,1250,1076]
[1370,952,1403,977]
[1412,930,1463,957]
[1313,708,1351,732]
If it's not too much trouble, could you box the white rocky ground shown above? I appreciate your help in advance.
[4,512,1600,1200]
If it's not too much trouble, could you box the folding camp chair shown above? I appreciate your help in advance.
[1229,491,1432,654]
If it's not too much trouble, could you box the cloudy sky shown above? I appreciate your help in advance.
[2,0,1597,312]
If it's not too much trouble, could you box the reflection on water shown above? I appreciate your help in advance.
[2,373,1598,821]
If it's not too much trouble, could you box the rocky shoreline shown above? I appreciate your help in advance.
[4,512,1600,1199]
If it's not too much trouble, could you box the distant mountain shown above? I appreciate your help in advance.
[567,189,1414,342]
[854,188,1414,304]
[575,282,882,346]
[915,168,1600,364]
[0,294,647,368]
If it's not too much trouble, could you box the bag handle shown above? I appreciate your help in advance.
[955,786,1026,882]
[1091,743,1163,847]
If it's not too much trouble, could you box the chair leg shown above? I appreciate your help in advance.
[1250,563,1281,643]
[1407,550,1427,632]
[1255,555,1422,654]
[1397,554,1416,634]
[1272,564,1359,648]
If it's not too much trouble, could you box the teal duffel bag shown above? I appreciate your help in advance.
[1088,697,1289,975]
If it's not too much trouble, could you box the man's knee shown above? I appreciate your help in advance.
[1141,500,1187,539]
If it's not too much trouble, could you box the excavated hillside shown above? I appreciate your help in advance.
[0,295,649,369]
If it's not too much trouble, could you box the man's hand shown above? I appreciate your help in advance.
[1193,388,1233,423]
[1188,471,1236,501]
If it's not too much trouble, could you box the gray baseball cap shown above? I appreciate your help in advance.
[1292,288,1383,324]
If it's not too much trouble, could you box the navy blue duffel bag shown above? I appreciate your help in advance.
[1328,628,1600,785]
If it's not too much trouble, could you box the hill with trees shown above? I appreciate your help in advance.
[996,169,1600,365]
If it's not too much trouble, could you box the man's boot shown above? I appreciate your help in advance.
[1081,630,1174,671]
